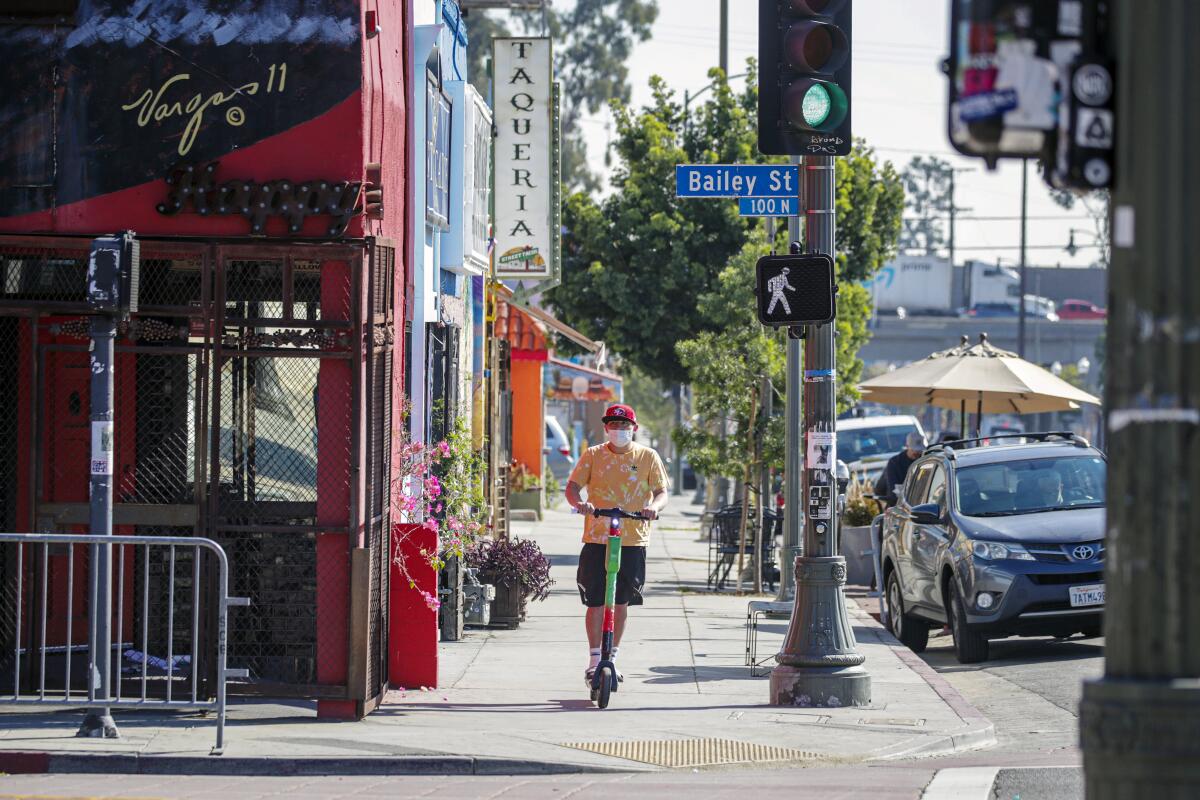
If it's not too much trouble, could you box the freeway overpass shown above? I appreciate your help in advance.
[860,315,1104,370]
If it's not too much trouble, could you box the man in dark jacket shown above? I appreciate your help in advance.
[874,431,927,507]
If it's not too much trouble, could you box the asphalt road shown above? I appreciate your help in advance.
[918,629,1104,756]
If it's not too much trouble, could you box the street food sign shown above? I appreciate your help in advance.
[493,37,554,280]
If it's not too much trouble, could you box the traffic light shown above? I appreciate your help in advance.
[758,0,853,156]
[755,253,835,327]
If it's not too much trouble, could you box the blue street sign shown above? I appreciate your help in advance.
[738,197,798,217]
[676,164,800,198]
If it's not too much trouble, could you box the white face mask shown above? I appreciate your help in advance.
[607,429,633,447]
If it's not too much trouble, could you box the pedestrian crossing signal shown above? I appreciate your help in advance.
[755,253,835,327]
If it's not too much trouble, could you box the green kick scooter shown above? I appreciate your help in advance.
[589,507,646,709]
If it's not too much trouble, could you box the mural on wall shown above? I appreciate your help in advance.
[0,0,361,220]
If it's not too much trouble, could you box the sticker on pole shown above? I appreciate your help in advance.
[91,421,113,476]
[807,431,835,471]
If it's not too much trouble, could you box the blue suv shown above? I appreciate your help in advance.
[880,433,1106,663]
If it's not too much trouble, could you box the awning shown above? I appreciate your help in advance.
[492,283,604,357]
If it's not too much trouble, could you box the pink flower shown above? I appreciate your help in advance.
[422,518,439,532]
[438,441,451,457]
[419,590,441,612]
[435,503,443,514]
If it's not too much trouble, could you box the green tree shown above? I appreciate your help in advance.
[464,0,658,193]
[898,155,953,255]
[548,70,760,385]
[621,363,676,451]
[550,67,903,479]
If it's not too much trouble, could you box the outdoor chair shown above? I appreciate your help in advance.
[706,505,744,590]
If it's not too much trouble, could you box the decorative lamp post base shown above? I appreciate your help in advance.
[769,664,871,708]
[769,555,871,708]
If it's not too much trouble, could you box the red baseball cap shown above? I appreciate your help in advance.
[602,403,637,425]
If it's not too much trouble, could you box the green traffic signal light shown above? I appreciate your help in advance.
[759,0,852,155]
[784,78,848,131]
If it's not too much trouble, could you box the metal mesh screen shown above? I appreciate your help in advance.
[0,246,89,306]
[0,236,386,703]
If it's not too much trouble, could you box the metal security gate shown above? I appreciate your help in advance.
[0,532,247,751]
[0,234,394,711]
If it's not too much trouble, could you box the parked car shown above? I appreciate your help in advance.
[1023,294,1060,321]
[839,414,927,486]
[544,415,574,481]
[1058,299,1107,320]
[880,433,1106,663]
[964,301,1018,318]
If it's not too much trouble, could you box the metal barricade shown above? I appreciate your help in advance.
[0,533,248,752]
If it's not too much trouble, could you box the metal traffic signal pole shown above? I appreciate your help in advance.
[770,155,869,708]
[1080,2,1200,797]
[775,157,803,603]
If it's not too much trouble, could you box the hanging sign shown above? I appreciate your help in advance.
[493,37,554,280]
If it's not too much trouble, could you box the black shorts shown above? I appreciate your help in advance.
[576,543,647,607]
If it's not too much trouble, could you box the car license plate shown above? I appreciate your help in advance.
[1069,583,1105,607]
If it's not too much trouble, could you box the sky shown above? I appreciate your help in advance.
[573,0,1106,270]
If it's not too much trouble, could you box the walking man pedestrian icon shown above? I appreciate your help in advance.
[766,267,796,315]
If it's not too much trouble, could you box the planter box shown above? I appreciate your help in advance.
[839,525,875,587]
[509,488,542,520]
[479,574,528,629]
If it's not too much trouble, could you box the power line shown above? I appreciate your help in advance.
[904,215,1094,222]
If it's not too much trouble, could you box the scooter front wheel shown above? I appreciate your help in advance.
[596,666,612,708]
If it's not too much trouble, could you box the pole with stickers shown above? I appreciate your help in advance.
[767,156,871,709]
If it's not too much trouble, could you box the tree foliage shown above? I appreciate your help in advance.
[544,66,903,480]
[899,155,954,255]
[548,70,762,384]
[464,0,658,193]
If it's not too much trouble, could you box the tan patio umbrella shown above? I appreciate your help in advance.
[859,334,1100,436]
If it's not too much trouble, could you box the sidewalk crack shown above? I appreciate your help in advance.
[659,533,701,694]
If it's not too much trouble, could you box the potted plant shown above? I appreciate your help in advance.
[840,472,882,588]
[464,536,554,628]
[508,461,543,519]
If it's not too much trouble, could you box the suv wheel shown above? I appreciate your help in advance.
[949,583,989,663]
[887,572,929,653]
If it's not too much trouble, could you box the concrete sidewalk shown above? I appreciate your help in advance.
[0,499,993,775]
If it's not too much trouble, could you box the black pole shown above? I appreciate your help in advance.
[770,155,870,708]
[78,309,118,738]
[1080,2,1200,797]
[1018,158,1028,357]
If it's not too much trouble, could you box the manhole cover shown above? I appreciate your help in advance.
[560,737,823,768]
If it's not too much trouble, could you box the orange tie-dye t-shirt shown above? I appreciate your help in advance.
[568,442,669,546]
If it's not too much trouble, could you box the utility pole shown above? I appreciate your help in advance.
[1080,3,1200,797]
[775,156,803,604]
[948,167,973,308]
[1017,158,1029,357]
[770,156,870,708]
[719,0,729,75]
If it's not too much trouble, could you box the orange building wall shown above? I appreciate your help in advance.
[511,359,546,479]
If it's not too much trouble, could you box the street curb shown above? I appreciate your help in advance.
[0,751,637,777]
[848,598,997,761]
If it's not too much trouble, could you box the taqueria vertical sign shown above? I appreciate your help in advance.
[493,37,554,280]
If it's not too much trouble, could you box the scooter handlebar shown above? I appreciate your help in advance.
[591,507,649,521]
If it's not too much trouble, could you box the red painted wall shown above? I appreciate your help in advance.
[388,522,439,689]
